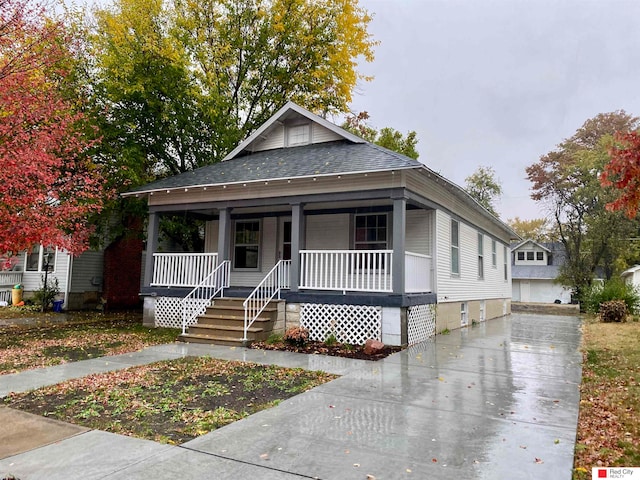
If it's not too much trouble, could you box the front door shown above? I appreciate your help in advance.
[279,218,292,261]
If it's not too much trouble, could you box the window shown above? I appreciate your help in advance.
[526,251,534,261]
[451,219,459,275]
[234,221,260,269]
[287,124,310,146]
[492,240,497,267]
[536,251,544,261]
[503,246,508,281]
[354,214,387,250]
[478,233,484,279]
[25,245,56,272]
[517,251,525,261]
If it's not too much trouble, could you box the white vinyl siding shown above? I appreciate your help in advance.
[250,122,343,153]
[435,210,511,303]
[405,209,433,256]
[69,251,104,293]
[306,214,350,250]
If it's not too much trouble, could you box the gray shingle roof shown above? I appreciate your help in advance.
[512,265,561,280]
[128,141,420,194]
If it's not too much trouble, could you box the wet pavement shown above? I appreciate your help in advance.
[0,312,582,479]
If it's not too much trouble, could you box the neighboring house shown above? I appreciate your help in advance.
[511,240,572,304]
[125,102,518,346]
[0,245,104,310]
[621,265,640,290]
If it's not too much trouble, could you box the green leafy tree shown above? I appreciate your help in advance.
[342,111,419,159]
[464,166,502,216]
[507,217,555,242]
[526,111,640,300]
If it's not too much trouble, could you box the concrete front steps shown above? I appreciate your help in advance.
[178,297,279,347]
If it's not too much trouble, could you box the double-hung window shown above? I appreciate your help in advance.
[354,214,387,250]
[492,240,497,267]
[25,245,56,272]
[234,220,260,269]
[451,219,460,275]
[478,233,484,279]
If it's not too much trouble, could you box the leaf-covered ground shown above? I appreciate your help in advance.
[0,311,178,375]
[573,319,640,478]
[3,356,337,444]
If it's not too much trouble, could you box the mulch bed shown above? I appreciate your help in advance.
[250,340,403,361]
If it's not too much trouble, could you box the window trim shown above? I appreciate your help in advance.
[478,232,484,280]
[25,245,57,273]
[232,219,261,271]
[492,240,497,268]
[451,219,460,275]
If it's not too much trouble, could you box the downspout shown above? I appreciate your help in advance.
[64,254,73,310]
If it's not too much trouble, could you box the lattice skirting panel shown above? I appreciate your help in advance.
[300,303,382,345]
[407,304,436,345]
[155,296,210,329]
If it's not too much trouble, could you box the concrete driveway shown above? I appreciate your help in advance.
[0,312,582,479]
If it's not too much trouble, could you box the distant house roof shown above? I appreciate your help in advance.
[126,141,420,194]
[621,264,640,278]
[512,265,561,280]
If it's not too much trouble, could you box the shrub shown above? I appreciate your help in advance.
[582,278,640,315]
[265,333,283,345]
[283,327,309,347]
[599,300,628,323]
[324,333,337,346]
[33,276,60,311]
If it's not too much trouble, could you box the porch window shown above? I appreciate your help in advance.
[354,214,387,250]
[25,245,56,273]
[234,220,260,269]
[478,233,484,280]
[451,219,459,275]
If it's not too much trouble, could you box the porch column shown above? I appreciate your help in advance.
[143,212,160,287]
[217,207,232,262]
[392,197,406,294]
[290,203,305,292]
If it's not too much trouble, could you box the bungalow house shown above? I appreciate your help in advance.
[511,240,572,304]
[124,102,518,346]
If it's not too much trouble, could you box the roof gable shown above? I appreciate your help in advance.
[223,101,365,161]
[512,239,551,253]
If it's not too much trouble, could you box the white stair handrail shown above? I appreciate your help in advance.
[243,260,290,341]
[181,260,230,334]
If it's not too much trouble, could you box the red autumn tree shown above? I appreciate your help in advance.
[601,131,640,218]
[0,0,107,255]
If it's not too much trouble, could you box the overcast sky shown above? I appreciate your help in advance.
[348,0,640,221]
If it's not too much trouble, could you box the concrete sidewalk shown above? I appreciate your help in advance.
[0,313,582,479]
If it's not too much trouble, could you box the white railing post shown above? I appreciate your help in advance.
[181,260,230,334]
[243,260,291,341]
[152,253,218,288]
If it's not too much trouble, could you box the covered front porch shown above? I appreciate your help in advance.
[140,191,437,346]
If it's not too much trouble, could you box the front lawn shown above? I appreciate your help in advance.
[3,356,336,444]
[0,311,178,374]
[573,318,640,477]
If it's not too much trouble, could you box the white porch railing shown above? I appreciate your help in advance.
[300,250,393,292]
[243,260,290,341]
[152,253,218,287]
[405,252,432,293]
[181,260,230,334]
[0,271,23,304]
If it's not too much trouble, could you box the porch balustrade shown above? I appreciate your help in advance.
[299,250,393,292]
[405,252,432,293]
[0,271,23,304]
[151,253,218,287]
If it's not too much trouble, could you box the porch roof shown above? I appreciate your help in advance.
[125,141,420,196]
